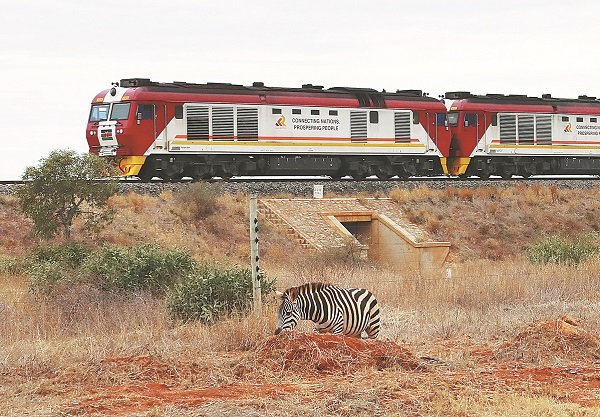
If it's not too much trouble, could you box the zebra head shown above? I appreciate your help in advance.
[274,290,301,335]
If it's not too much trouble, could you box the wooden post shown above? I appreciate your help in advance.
[249,196,262,314]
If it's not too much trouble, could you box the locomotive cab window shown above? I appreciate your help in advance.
[369,111,379,124]
[447,112,459,127]
[137,104,154,120]
[464,113,477,127]
[175,105,183,119]
[89,104,109,122]
[492,114,498,126]
[413,112,420,124]
[436,113,447,126]
[110,103,131,120]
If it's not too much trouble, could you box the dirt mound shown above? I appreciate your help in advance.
[254,332,419,375]
[499,316,600,364]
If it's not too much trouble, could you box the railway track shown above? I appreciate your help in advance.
[2,176,598,197]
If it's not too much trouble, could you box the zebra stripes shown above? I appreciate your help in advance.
[274,282,381,339]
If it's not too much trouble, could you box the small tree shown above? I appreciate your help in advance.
[16,150,119,239]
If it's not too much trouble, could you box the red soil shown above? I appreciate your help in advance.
[498,316,600,363]
[76,382,296,416]
[63,323,600,415]
[255,332,420,374]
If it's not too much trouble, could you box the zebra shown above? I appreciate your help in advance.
[274,282,381,339]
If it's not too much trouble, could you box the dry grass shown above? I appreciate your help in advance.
[3,185,600,415]
[3,253,600,415]
[389,185,600,260]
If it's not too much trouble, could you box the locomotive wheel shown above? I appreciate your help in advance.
[163,173,183,182]
[376,173,393,180]
[190,164,213,180]
[161,168,183,182]
[351,171,367,180]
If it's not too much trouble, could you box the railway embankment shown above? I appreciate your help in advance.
[1,177,599,196]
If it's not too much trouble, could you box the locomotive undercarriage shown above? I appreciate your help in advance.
[464,156,600,179]
[136,154,444,181]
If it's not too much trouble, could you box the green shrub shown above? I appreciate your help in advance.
[84,244,194,293]
[527,234,600,265]
[0,256,26,275]
[167,262,276,323]
[28,260,73,294]
[29,242,92,268]
[24,243,92,293]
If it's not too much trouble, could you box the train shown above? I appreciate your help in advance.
[446,92,600,178]
[85,78,600,180]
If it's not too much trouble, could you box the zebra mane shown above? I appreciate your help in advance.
[285,282,332,301]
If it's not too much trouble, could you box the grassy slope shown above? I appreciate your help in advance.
[2,184,600,262]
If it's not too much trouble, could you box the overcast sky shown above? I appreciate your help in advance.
[1,0,599,179]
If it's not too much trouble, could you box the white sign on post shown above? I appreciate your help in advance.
[313,185,324,199]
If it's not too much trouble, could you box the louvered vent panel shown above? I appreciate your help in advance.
[212,107,234,140]
[499,114,516,144]
[237,107,258,140]
[186,106,209,140]
[518,114,534,144]
[394,111,411,143]
[350,111,367,142]
[535,115,552,144]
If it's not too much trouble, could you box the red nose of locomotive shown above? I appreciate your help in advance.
[86,82,151,177]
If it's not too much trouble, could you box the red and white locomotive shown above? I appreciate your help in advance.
[445,92,600,178]
[86,78,451,180]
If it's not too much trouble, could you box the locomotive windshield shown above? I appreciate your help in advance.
[110,103,131,120]
[89,104,109,122]
[447,112,459,127]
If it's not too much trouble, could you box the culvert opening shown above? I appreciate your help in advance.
[340,221,372,246]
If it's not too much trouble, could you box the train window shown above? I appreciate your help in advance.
[447,112,458,127]
[175,106,183,119]
[464,113,477,127]
[562,116,569,122]
[329,110,338,116]
[311,109,320,115]
[591,117,598,123]
[110,103,131,120]
[436,113,447,126]
[576,117,584,122]
[137,104,154,120]
[413,112,420,124]
[292,109,301,115]
[492,114,498,126]
[369,111,379,124]
[89,104,109,122]
[272,108,282,115]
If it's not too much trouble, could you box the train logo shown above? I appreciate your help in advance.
[564,123,572,133]
[275,115,286,127]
